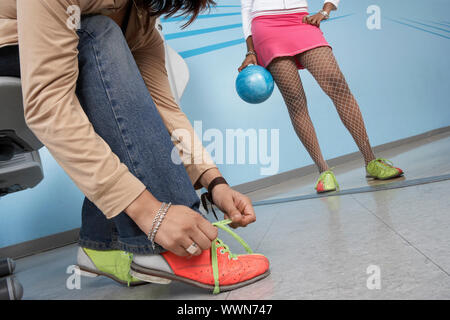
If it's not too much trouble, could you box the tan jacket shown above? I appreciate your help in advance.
[0,0,216,218]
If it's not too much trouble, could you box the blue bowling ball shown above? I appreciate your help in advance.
[236,65,274,104]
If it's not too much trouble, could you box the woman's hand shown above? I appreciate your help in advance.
[302,13,327,27]
[125,190,218,257]
[153,205,218,257]
[238,54,258,72]
[211,184,256,229]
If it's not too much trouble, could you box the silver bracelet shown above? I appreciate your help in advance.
[149,202,166,237]
[148,202,167,247]
[246,50,257,57]
[149,202,172,250]
[319,10,330,19]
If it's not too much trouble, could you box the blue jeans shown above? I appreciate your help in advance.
[0,15,201,254]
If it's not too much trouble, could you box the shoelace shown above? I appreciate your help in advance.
[211,219,253,294]
[375,158,395,168]
[200,192,219,221]
[315,169,340,191]
[370,158,396,176]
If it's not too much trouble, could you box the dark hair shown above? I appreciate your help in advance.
[136,0,216,27]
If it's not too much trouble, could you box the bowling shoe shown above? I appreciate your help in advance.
[130,219,270,294]
[315,170,339,193]
[366,158,404,180]
[77,248,145,286]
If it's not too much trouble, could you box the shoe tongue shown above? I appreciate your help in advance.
[215,239,231,253]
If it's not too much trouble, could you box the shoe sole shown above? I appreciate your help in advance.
[129,262,271,293]
[366,172,404,180]
[316,187,337,194]
[76,265,147,287]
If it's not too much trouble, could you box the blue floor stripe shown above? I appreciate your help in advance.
[422,20,450,28]
[386,17,450,40]
[179,38,245,58]
[163,12,241,22]
[401,18,450,33]
[165,23,242,40]
[324,13,355,22]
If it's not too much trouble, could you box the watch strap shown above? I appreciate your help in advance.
[200,177,229,221]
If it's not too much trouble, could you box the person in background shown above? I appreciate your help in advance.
[239,0,404,193]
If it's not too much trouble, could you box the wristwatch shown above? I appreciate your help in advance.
[319,10,330,19]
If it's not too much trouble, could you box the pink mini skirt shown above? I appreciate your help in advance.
[251,12,331,69]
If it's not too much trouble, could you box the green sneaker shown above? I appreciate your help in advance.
[77,247,145,286]
[366,158,404,180]
[315,170,339,193]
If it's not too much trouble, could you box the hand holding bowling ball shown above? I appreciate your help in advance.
[236,65,274,104]
[238,54,258,72]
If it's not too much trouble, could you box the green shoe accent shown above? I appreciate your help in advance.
[366,158,403,180]
[81,248,144,286]
[211,219,255,294]
[315,170,339,193]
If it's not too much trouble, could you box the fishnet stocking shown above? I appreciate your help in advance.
[268,56,330,172]
[268,46,376,171]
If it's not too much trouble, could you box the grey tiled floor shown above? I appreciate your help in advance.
[13,131,450,299]
[247,131,450,202]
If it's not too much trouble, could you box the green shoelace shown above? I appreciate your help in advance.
[211,219,254,294]
[374,158,394,168]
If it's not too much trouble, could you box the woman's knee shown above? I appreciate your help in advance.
[77,15,133,68]
[80,15,124,43]
[282,88,307,106]
[320,71,349,96]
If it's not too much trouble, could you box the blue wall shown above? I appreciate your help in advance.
[1,0,449,248]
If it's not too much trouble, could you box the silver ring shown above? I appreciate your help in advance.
[186,242,199,255]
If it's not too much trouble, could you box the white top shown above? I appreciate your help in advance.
[241,0,341,39]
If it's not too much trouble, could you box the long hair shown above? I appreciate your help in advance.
[135,0,216,27]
